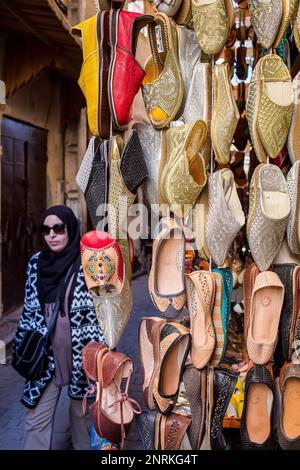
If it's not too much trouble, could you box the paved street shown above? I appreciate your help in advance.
[0,275,157,450]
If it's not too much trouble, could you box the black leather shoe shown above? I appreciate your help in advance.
[84,139,109,230]
[240,363,275,450]
[183,365,206,450]
[136,410,157,450]
[210,366,239,450]
[273,264,299,367]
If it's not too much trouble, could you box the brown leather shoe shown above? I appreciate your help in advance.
[152,321,191,415]
[139,316,165,410]
[82,343,141,448]
[183,365,207,449]
[277,361,300,450]
[155,412,191,450]
[241,362,275,449]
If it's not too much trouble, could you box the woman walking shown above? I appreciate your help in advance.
[13,205,105,450]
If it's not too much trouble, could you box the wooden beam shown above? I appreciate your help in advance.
[0,0,53,46]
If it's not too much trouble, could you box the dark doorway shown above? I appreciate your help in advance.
[1,117,47,314]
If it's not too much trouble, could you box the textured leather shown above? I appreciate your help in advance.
[243,263,260,347]
[148,217,186,316]
[160,413,191,450]
[134,123,162,209]
[84,140,109,230]
[211,62,240,165]
[273,264,300,365]
[139,317,165,410]
[240,363,275,450]
[247,271,284,365]
[142,13,184,128]
[273,0,299,48]
[287,162,300,254]
[160,120,207,218]
[256,55,293,159]
[210,366,239,450]
[76,137,99,194]
[210,272,224,366]
[206,169,245,267]
[108,10,153,129]
[181,62,212,168]
[120,129,148,194]
[152,321,191,415]
[107,135,136,240]
[82,342,108,383]
[287,72,300,163]
[277,362,300,450]
[247,65,268,163]
[177,25,201,110]
[183,365,206,450]
[191,0,230,55]
[86,348,139,446]
[248,0,282,49]
[213,267,233,362]
[247,163,290,272]
[185,270,215,369]
[136,411,156,450]
[91,277,132,350]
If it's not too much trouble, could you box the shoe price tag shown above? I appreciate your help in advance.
[155,25,164,54]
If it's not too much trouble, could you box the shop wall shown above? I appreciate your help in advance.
[2,75,64,207]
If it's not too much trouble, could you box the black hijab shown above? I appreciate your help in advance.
[38,205,81,305]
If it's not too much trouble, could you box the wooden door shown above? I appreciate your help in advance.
[1,117,47,314]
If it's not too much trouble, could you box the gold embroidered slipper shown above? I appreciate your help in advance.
[211,62,240,165]
[191,0,231,56]
[142,12,184,128]
[256,54,293,159]
[273,0,299,48]
[248,0,282,49]
[246,60,268,163]
[160,120,207,217]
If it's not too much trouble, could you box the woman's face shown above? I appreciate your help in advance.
[43,215,69,253]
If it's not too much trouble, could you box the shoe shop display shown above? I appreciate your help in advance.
[68,0,300,451]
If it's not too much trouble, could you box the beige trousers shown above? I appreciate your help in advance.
[22,380,91,450]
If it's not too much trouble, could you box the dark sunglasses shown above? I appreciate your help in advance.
[40,223,67,236]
